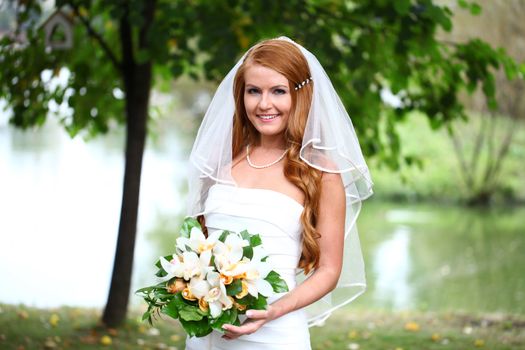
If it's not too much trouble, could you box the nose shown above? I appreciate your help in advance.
[259,92,272,110]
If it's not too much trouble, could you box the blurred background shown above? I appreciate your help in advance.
[0,0,524,349]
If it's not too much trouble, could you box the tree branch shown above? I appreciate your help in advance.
[70,4,122,71]
[450,129,473,190]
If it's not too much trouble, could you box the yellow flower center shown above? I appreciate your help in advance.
[181,288,197,301]
[198,298,209,312]
[198,242,215,253]
[220,274,233,285]
[206,287,221,302]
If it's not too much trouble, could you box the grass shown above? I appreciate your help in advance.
[1,304,523,350]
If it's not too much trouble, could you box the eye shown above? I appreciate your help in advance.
[246,88,260,94]
[274,88,287,95]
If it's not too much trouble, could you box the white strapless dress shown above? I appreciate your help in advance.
[185,184,312,350]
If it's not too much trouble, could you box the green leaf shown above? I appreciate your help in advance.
[242,245,253,260]
[457,0,469,9]
[393,0,410,15]
[135,285,158,294]
[179,317,213,337]
[180,217,201,238]
[250,234,262,247]
[235,294,254,306]
[155,254,173,276]
[210,308,238,332]
[250,295,268,310]
[265,271,289,293]
[218,230,230,243]
[141,310,152,321]
[162,298,180,319]
[240,230,251,241]
[470,3,482,15]
[226,279,243,296]
[179,307,205,321]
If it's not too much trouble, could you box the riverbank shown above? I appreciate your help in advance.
[1,304,523,350]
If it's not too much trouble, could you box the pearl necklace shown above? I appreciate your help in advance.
[246,145,288,169]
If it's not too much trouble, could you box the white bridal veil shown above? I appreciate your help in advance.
[187,36,373,326]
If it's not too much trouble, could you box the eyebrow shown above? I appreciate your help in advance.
[245,84,289,89]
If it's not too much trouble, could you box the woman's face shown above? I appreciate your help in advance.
[243,64,292,142]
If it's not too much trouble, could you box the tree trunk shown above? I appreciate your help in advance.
[102,2,154,326]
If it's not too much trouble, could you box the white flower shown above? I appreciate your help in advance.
[176,227,220,258]
[213,233,250,277]
[188,271,233,318]
[158,254,184,282]
[205,271,233,317]
[243,246,274,297]
[159,250,213,282]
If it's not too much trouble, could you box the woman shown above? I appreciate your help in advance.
[186,37,373,350]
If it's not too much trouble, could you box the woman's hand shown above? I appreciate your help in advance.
[221,306,278,340]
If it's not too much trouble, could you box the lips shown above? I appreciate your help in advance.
[257,114,279,121]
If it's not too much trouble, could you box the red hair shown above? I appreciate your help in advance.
[232,39,322,274]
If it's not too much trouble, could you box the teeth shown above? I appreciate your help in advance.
[258,114,278,120]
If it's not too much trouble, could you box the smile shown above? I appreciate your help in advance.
[257,114,279,120]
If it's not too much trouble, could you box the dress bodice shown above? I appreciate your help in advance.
[185,184,312,350]
[204,184,304,291]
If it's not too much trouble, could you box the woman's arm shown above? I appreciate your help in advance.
[222,172,346,339]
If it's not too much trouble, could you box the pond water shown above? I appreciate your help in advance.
[1,120,523,315]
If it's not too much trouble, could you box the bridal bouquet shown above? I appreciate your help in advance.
[136,217,289,337]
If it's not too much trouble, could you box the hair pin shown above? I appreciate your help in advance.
[294,77,313,91]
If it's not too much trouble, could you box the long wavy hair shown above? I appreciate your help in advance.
[232,39,322,274]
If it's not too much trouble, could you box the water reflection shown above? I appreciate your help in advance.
[1,121,524,315]
[354,202,525,314]
[0,120,186,307]
[373,226,413,309]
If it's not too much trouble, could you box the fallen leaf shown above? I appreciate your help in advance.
[17,310,29,320]
[107,328,118,336]
[404,322,420,332]
[100,335,112,346]
[170,334,181,342]
[474,339,485,347]
[49,314,59,327]
[431,333,441,342]
[347,330,359,339]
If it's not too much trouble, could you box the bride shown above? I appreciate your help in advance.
[185,37,373,349]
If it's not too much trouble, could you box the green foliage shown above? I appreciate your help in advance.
[249,233,263,247]
[265,271,289,293]
[0,0,521,168]
[179,216,201,238]
[210,307,239,332]
[226,279,243,296]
